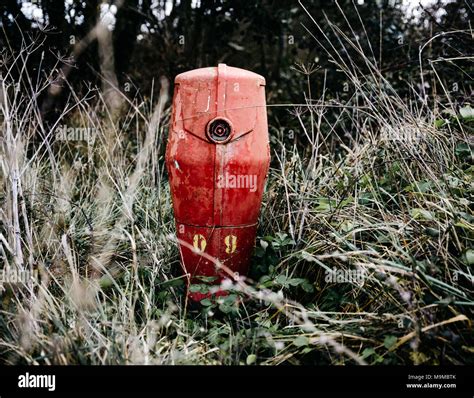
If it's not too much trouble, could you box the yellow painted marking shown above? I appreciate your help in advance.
[193,234,207,252]
[224,235,237,254]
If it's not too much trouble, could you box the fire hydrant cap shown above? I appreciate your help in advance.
[175,64,266,86]
[172,64,267,142]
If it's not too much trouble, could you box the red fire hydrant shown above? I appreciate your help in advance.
[165,64,270,300]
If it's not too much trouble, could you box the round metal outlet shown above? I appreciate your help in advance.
[206,117,233,143]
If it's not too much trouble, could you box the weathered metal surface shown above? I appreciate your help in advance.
[165,64,270,299]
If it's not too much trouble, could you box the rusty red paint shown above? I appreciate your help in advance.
[165,64,270,300]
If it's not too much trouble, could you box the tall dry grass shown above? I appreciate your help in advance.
[0,10,472,365]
